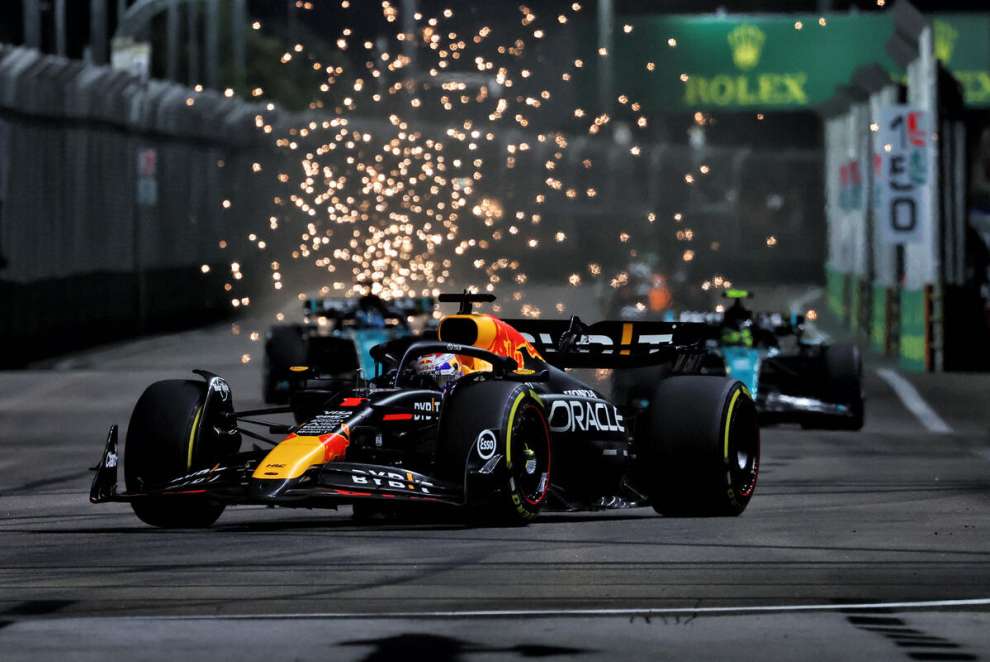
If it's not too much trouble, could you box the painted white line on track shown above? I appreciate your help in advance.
[876,368,953,434]
[93,597,990,621]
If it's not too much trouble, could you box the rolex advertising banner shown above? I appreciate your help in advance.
[872,106,931,246]
[613,14,990,112]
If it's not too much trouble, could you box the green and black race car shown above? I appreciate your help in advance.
[635,290,865,430]
[263,293,433,403]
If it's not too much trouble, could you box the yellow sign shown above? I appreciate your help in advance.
[684,73,808,106]
[684,23,806,107]
[728,24,765,71]
[954,71,990,104]
[934,20,958,65]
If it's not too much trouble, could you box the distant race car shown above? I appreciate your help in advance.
[670,290,864,430]
[263,294,433,403]
[90,292,760,528]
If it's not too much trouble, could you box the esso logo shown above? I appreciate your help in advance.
[476,429,497,460]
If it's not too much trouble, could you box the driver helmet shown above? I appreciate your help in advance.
[414,353,463,388]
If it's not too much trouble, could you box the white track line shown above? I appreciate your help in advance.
[103,598,990,621]
[876,368,953,434]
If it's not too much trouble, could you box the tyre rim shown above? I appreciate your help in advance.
[727,395,759,498]
[509,402,551,506]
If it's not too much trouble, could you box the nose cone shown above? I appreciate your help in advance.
[250,477,292,501]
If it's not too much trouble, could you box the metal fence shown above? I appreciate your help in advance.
[0,44,826,365]
[471,133,824,287]
[0,45,286,366]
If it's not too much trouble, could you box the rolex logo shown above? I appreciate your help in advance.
[934,20,957,65]
[728,24,765,71]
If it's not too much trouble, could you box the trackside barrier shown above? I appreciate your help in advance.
[899,286,930,372]
[0,43,828,365]
[820,2,979,371]
[825,268,847,320]
[0,46,299,366]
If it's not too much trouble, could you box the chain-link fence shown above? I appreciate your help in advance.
[0,46,288,366]
[471,134,824,293]
[0,43,825,365]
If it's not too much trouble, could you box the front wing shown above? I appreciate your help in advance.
[756,355,859,424]
[90,426,463,508]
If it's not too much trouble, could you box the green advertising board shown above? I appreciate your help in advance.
[871,285,888,354]
[615,13,990,111]
[934,17,990,106]
[900,288,928,372]
[826,268,847,320]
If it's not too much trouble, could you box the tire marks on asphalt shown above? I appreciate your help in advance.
[846,610,977,661]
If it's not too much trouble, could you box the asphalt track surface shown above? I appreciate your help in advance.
[1,293,989,659]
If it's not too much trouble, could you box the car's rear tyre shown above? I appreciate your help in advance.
[639,377,759,517]
[824,343,864,430]
[263,325,307,403]
[439,381,551,526]
[125,380,227,528]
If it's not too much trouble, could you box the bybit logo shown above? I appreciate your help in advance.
[728,24,765,71]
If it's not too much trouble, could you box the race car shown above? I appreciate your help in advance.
[263,293,433,403]
[655,290,864,430]
[90,292,760,528]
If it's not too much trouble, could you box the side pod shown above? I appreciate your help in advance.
[89,425,119,503]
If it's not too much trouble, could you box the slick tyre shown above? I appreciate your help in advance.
[263,325,307,403]
[125,380,226,528]
[824,343,864,430]
[641,377,759,517]
[439,381,551,526]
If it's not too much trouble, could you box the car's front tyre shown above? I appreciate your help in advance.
[824,343,864,430]
[439,381,551,526]
[125,380,228,528]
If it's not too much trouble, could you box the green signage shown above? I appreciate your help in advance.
[615,13,990,111]
[899,288,928,372]
[871,284,888,354]
[934,16,990,106]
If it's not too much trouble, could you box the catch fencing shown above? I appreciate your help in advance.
[0,45,287,366]
[0,44,825,365]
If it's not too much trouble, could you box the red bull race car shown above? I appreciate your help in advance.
[90,293,760,527]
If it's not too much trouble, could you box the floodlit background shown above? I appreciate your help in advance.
[0,0,987,372]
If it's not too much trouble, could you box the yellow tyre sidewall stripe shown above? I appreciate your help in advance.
[723,388,742,462]
[504,390,528,469]
[186,405,204,471]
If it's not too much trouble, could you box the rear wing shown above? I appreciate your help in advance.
[304,296,434,319]
[502,318,709,369]
[671,310,805,336]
